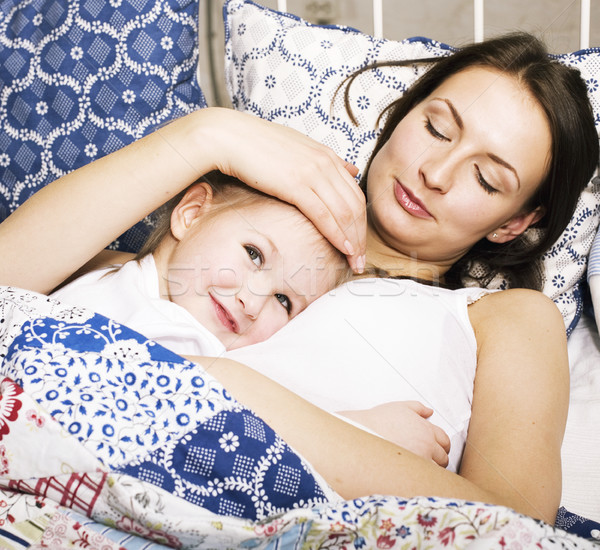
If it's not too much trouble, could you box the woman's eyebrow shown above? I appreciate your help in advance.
[488,153,521,189]
[433,97,464,130]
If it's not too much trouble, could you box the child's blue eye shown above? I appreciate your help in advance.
[244,245,263,268]
[275,293,291,314]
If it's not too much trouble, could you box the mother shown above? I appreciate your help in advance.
[0,33,597,525]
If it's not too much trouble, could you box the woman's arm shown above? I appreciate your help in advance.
[194,355,493,503]
[461,288,569,523]
[0,109,208,293]
[0,108,365,293]
[192,289,567,524]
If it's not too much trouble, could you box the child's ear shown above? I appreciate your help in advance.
[170,181,214,241]
[486,206,545,243]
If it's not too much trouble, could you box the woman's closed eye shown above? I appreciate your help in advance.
[244,244,264,268]
[275,293,291,315]
[425,118,450,142]
[475,164,498,195]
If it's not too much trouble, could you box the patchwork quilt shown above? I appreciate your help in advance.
[0,286,595,549]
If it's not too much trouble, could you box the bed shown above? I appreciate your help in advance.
[0,0,599,547]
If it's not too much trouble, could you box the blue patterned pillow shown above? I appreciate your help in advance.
[223,0,600,334]
[0,0,206,252]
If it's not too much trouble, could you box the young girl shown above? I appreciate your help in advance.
[52,171,351,356]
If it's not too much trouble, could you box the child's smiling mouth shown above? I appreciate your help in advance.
[210,294,239,333]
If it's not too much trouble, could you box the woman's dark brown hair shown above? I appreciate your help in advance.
[345,33,599,290]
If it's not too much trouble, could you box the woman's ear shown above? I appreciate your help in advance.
[170,181,214,241]
[487,206,545,244]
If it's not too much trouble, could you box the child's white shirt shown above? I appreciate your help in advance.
[51,255,225,357]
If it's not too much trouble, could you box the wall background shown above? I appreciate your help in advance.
[199,0,599,106]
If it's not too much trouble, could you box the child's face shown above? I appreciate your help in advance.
[162,201,340,350]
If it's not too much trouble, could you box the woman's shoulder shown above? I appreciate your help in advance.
[467,287,564,335]
[470,286,557,308]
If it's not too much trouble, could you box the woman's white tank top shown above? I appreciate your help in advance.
[226,277,489,472]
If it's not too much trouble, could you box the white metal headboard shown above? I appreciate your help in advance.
[581,0,591,49]
[276,0,593,49]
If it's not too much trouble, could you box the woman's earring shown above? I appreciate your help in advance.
[492,233,498,239]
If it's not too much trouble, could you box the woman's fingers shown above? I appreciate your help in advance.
[287,164,366,273]
[344,161,360,179]
[340,163,367,273]
[405,400,434,419]
[434,424,451,453]
[262,143,366,272]
[431,442,450,468]
[209,109,367,272]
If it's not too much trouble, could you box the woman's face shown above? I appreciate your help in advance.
[366,66,552,267]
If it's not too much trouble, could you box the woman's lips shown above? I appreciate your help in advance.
[210,294,239,333]
[394,180,433,219]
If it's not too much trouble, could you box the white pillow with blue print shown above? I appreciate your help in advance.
[587,213,600,334]
[0,0,206,252]
[223,0,600,335]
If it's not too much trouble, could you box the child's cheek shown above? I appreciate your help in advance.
[252,312,288,344]
[213,266,241,289]
[164,267,195,298]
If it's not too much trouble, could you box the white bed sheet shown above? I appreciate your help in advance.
[562,313,600,521]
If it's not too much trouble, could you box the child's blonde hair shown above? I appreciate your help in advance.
[137,171,351,289]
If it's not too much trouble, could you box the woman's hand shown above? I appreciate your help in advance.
[0,107,364,292]
[199,108,367,273]
[338,401,451,467]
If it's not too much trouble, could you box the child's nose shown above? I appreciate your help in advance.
[237,285,269,320]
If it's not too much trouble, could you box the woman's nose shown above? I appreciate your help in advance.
[420,152,456,194]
